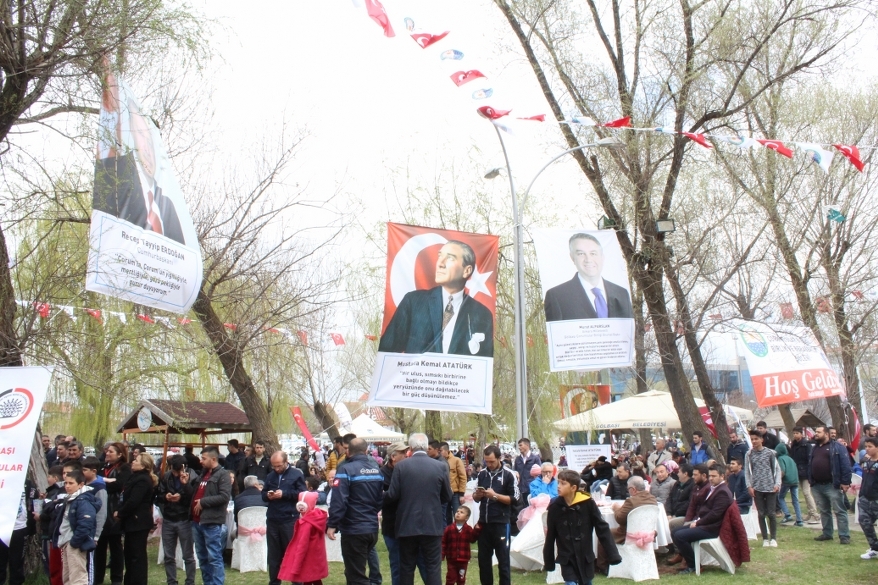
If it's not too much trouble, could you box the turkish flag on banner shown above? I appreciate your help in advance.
[290,406,320,452]
[833,144,865,172]
[381,223,500,335]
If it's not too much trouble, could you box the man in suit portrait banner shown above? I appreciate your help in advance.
[86,68,202,314]
[533,229,634,372]
[368,222,498,415]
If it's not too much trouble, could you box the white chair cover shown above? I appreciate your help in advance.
[607,506,660,582]
[317,505,343,563]
[510,508,547,571]
[694,537,736,575]
[741,508,759,540]
[852,474,862,518]
[231,507,268,573]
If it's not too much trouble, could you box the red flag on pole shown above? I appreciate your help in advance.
[291,406,320,452]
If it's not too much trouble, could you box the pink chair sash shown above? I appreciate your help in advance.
[238,525,266,542]
[626,530,656,549]
[516,494,551,530]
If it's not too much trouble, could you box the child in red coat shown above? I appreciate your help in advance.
[278,491,328,585]
[442,506,481,585]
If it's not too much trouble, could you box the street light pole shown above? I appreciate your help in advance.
[489,128,624,442]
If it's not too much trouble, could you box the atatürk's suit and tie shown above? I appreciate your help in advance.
[92,153,186,245]
[543,275,633,321]
[379,286,494,357]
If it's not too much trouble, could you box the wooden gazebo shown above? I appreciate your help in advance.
[117,399,252,470]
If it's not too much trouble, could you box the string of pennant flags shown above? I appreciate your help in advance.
[17,301,350,347]
[351,1,870,173]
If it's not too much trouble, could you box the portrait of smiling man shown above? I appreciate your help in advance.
[543,232,633,321]
[378,240,494,356]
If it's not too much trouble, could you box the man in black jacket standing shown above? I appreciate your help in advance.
[155,455,198,585]
[386,433,452,585]
[223,440,245,474]
[328,438,384,585]
[473,445,519,585]
[191,447,231,585]
[261,451,307,585]
[237,441,270,491]
[790,427,819,524]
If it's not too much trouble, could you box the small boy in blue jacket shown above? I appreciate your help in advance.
[53,469,101,585]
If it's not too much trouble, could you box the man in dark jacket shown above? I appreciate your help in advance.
[790,427,819,524]
[512,438,541,502]
[237,441,270,490]
[328,438,384,585]
[809,425,852,544]
[381,442,426,585]
[233,475,267,522]
[544,469,620,584]
[726,430,749,466]
[1,478,37,585]
[726,457,751,514]
[473,445,519,585]
[606,464,631,500]
[756,421,780,449]
[665,463,695,520]
[386,433,452,585]
[859,437,878,559]
[671,464,733,574]
[223,440,245,474]
[191,447,231,585]
[261,451,307,585]
[156,455,198,585]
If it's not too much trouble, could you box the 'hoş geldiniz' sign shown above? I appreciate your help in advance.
[532,229,635,371]
[736,320,845,407]
[368,223,499,414]
[0,367,53,546]
[86,71,202,314]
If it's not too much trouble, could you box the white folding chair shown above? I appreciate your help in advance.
[231,507,268,573]
[607,506,660,582]
[694,537,736,575]
[740,508,759,540]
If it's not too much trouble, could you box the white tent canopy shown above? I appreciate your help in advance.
[349,413,405,442]
[553,390,754,432]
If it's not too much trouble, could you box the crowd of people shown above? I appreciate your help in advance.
[2,421,876,585]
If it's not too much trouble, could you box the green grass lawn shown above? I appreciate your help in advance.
[144,522,875,585]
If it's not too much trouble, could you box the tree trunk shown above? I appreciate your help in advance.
[665,263,729,462]
[0,224,22,367]
[425,410,442,441]
[778,405,797,435]
[192,289,279,451]
[312,401,340,440]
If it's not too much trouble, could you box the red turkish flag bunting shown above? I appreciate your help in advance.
[815,297,832,313]
[477,106,512,120]
[136,314,155,324]
[450,70,486,86]
[709,313,722,320]
[33,302,50,318]
[780,302,794,320]
[683,132,712,149]
[365,0,395,37]
[223,323,237,331]
[757,139,793,158]
[600,116,631,128]
[852,290,864,300]
[411,31,448,49]
[85,309,102,323]
[178,317,192,325]
[517,114,546,122]
[365,334,378,341]
[331,333,345,346]
[833,144,865,172]
[527,335,534,347]
[296,330,308,345]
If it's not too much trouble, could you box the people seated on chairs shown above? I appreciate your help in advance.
[234,475,267,523]
[670,463,733,574]
[666,463,708,565]
[665,463,694,523]
[726,457,751,514]
[606,464,632,500]
[595,476,658,575]
[650,464,676,505]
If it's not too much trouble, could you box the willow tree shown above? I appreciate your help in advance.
[494,0,865,446]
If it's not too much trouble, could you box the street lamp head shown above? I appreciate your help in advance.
[484,167,506,179]
[596,136,625,148]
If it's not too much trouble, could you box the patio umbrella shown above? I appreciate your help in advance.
[552,390,753,432]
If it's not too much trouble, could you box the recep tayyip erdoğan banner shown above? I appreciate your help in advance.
[368,222,499,414]
[736,321,845,407]
[87,71,202,314]
[0,367,53,546]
